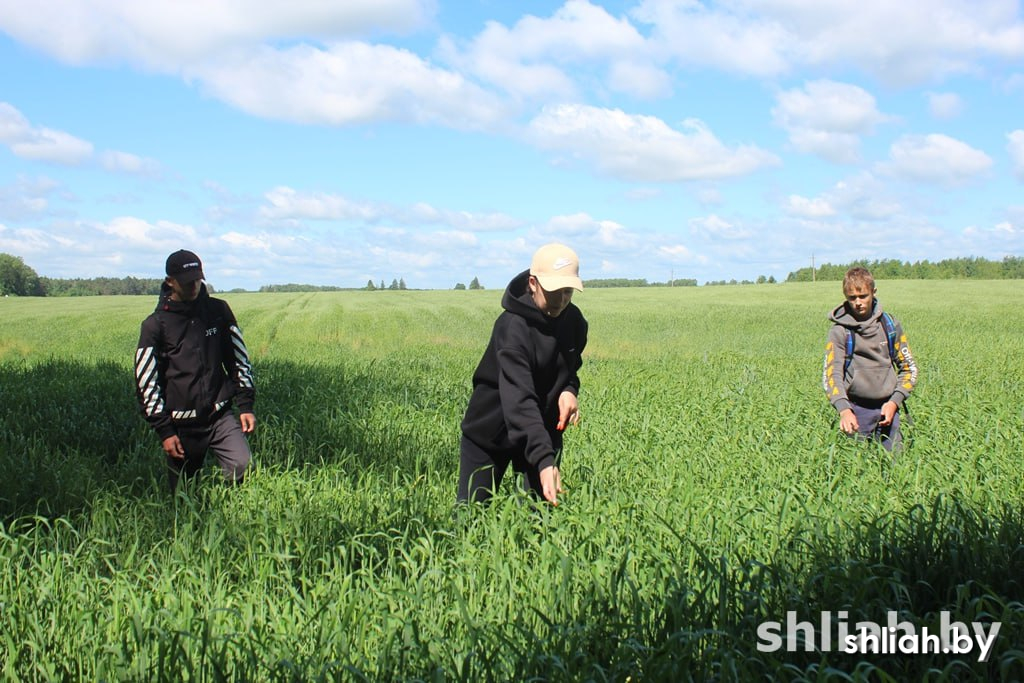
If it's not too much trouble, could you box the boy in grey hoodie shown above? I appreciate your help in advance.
[822,267,918,451]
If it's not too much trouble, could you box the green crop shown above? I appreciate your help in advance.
[0,281,1021,681]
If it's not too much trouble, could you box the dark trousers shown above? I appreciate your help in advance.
[168,410,251,490]
[849,401,902,452]
[457,435,544,503]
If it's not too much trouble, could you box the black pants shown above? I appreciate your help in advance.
[457,435,544,503]
[168,410,251,490]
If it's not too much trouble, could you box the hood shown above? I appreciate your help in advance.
[155,281,209,313]
[501,269,552,327]
[829,298,884,331]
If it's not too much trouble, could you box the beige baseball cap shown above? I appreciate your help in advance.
[530,243,583,292]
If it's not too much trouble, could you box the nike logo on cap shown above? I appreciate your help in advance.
[553,258,572,270]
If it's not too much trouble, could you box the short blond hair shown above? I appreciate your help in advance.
[843,266,875,293]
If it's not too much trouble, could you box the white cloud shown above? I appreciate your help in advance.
[773,80,888,163]
[607,60,673,99]
[98,216,201,246]
[632,0,792,77]
[788,174,902,222]
[1008,130,1024,181]
[0,176,61,221]
[927,91,963,119]
[194,42,505,131]
[527,104,779,182]
[261,186,379,222]
[99,150,162,177]
[443,0,659,100]
[0,0,433,69]
[0,102,93,165]
[259,186,524,232]
[658,244,694,260]
[634,0,1024,84]
[884,133,993,185]
[786,195,836,218]
[543,212,633,249]
[689,214,751,240]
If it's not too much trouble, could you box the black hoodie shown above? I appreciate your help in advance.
[134,282,255,440]
[460,270,588,471]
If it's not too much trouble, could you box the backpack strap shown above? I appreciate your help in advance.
[880,312,898,365]
[843,329,855,377]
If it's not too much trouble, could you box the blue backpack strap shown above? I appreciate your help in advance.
[880,312,898,366]
[843,329,855,376]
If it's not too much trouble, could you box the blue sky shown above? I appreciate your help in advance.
[1,0,1023,290]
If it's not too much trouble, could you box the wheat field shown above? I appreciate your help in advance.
[0,281,1021,681]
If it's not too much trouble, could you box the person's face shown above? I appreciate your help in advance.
[844,283,875,321]
[529,276,574,318]
[167,276,202,302]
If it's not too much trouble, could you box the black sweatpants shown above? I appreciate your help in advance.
[168,410,251,490]
[457,435,545,503]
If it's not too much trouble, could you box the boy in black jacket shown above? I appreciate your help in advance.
[134,250,256,489]
[458,243,588,505]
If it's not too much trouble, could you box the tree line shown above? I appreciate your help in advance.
[786,256,1024,282]
[4,252,1024,297]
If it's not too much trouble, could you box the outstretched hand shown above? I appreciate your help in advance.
[556,391,580,431]
[539,465,563,505]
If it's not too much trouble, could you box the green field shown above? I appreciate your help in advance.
[0,281,1022,681]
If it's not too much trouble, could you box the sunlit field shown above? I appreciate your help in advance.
[0,281,1022,681]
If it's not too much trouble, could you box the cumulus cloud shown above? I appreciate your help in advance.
[98,216,201,246]
[441,0,660,101]
[633,0,1024,85]
[194,42,505,130]
[786,195,836,219]
[632,0,793,77]
[658,244,694,260]
[100,150,162,177]
[527,104,779,182]
[0,176,61,221]
[0,102,93,165]
[1008,130,1024,181]
[544,212,633,248]
[927,91,963,119]
[884,133,993,185]
[260,187,379,222]
[773,80,889,164]
[259,186,523,231]
[0,102,165,175]
[787,174,902,222]
[0,0,432,69]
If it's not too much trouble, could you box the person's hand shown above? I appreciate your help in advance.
[240,412,256,434]
[162,434,185,459]
[839,408,859,435]
[539,465,563,505]
[556,391,579,431]
[878,401,897,427]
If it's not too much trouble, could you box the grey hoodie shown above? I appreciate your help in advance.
[822,300,917,413]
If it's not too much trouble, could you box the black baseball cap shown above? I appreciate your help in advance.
[165,249,205,283]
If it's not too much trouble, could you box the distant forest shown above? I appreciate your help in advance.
[2,253,1023,297]
[786,256,1024,282]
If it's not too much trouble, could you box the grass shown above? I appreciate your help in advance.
[0,281,1021,681]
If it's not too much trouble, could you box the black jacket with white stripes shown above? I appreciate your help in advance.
[134,282,255,440]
